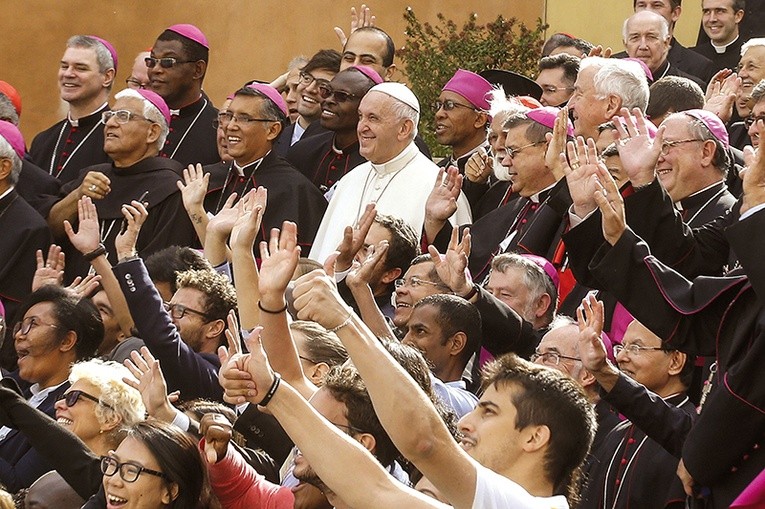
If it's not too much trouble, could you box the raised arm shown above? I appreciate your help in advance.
[220,329,446,509]
[177,164,212,246]
[292,269,479,509]
[229,187,266,329]
[423,167,462,244]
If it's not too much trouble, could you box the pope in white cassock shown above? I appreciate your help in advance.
[309,82,471,263]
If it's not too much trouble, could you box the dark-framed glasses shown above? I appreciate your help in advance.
[530,350,581,366]
[745,115,765,129]
[613,344,665,356]
[144,57,196,69]
[317,83,359,103]
[57,389,114,410]
[12,316,61,337]
[163,302,212,321]
[100,456,169,483]
[102,110,152,125]
[432,100,479,112]
[298,71,330,88]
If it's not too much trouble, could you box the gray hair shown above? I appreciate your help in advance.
[0,136,23,186]
[114,89,169,150]
[388,97,419,139]
[581,56,649,112]
[0,95,19,125]
[752,79,765,104]
[490,253,557,326]
[66,35,115,90]
[681,114,729,174]
[741,38,765,57]
[487,87,528,119]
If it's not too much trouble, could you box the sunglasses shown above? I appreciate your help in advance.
[57,389,114,410]
[318,83,359,103]
[144,57,197,69]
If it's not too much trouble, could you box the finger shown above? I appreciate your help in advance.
[223,192,238,210]
[447,224,460,252]
[167,391,180,403]
[433,167,446,190]
[63,221,75,242]
[281,221,298,252]
[269,227,280,256]
[323,252,338,278]
[121,375,140,391]
[123,359,144,381]
[461,227,472,257]
[217,345,231,369]
[205,441,218,464]
[35,249,44,270]
[565,140,579,168]
[130,348,151,373]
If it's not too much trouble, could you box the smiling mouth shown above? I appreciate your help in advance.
[302,95,319,105]
[107,493,128,507]
[57,417,73,426]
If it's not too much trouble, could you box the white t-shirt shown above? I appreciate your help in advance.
[472,465,569,509]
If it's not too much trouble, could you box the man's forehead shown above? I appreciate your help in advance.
[622,320,662,345]
[743,46,765,65]
[405,261,435,279]
[331,70,370,92]
[151,39,186,57]
[505,125,531,145]
[345,30,387,60]
[112,96,144,112]
[539,325,579,352]
[62,46,98,64]
[229,94,265,113]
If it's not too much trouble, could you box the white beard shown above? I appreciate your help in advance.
[492,154,512,181]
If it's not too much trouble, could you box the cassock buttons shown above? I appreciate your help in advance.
[620,458,627,465]
[521,218,528,224]
[627,438,636,444]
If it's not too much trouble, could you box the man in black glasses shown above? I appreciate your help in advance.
[745,79,765,148]
[29,35,116,185]
[273,49,341,156]
[147,24,219,166]
[287,65,381,192]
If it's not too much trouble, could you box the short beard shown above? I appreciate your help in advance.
[294,465,329,493]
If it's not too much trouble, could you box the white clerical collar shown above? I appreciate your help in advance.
[234,151,270,176]
[0,186,14,201]
[712,35,739,54]
[370,142,418,176]
[68,102,108,127]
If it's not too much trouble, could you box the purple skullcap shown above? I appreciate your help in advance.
[135,89,171,125]
[442,69,493,111]
[526,106,574,137]
[519,254,560,291]
[226,93,235,101]
[624,58,653,82]
[246,83,288,117]
[0,120,26,159]
[89,35,118,71]
[349,65,383,85]
[683,109,729,147]
[166,24,209,49]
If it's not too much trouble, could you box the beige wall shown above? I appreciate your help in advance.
[4,1,543,143]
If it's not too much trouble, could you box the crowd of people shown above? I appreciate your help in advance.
[0,1,763,508]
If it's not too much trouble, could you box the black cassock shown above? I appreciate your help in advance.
[62,157,196,278]
[16,159,62,218]
[286,131,365,193]
[160,93,219,167]
[28,105,110,185]
[204,151,328,252]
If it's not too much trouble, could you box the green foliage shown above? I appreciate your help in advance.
[398,8,547,157]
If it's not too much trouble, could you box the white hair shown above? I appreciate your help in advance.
[742,38,765,56]
[114,88,169,150]
[487,87,529,118]
[386,96,419,139]
[580,56,649,111]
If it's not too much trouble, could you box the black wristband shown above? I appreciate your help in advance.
[84,244,107,262]
[259,372,281,406]
[258,300,288,314]
[461,283,478,301]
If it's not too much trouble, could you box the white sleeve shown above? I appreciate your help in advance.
[471,464,569,509]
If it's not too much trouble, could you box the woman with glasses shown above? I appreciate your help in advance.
[0,285,102,492]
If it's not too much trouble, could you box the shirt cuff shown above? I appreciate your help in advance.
[568,205,597,228]
[334,266,351,283]
[739,203,765,221]
[214,261,233,280]
[171,409,191,431]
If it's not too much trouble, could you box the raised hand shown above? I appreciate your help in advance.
[592,163,626,246]
[206,192,240,240]
[177,164,210,219]
[335,203,376,272]
[333,4,376,47]
[123,347,176,423]
[31,245,66,291]
[561,136,603,218]
[293,263,353,331]
[545,107,571,180]
[465,148,492,184]
[258,222,301,300]
[703,72,740,124]
[427,227,473,297]
[346,240,389,289]
[612,107,664,188]
[200,413,234,464]
[587,45,612,58]
[230,187,268,251]
[425,167,462,223]
[741,120,765,214]
[114,200,148,260]
[64,196,101,254]
[576,294,609,373]
[66,272,101,299]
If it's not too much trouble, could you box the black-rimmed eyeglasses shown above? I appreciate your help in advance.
[100,456,169,483]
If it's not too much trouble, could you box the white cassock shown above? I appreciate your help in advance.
[309,142,472,264]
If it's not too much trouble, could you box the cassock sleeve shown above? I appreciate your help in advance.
[113,258,223,401]
[473,287,539,359]
[136,193,199,256]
